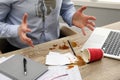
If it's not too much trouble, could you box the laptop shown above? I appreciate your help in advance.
[81,27,120,60]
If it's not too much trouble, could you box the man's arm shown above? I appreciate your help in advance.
[60,0,96,35]
[0,0,19,38]
[60,0,76,26]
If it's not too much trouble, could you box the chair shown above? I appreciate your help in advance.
[0,39,8,54]
[60,26,77,37]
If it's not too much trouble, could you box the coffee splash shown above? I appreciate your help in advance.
[67,55,86,69]
[49,41,78,50]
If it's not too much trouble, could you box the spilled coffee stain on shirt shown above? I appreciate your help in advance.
[45,0,56,15]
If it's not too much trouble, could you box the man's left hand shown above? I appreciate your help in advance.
[72,6,96,35]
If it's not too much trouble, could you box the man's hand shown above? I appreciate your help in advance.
[72,6,96,35]
[18,13,34,47]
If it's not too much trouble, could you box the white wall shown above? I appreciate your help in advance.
[60,1,120,27]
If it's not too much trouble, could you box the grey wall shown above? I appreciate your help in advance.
[60,5,120,27]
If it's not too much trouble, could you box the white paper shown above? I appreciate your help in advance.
[37,65,82,80]
[0,73,12,80]
[0,55,14,64]
[46,51,78,65]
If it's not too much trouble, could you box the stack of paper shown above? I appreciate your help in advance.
[38,65,82,80]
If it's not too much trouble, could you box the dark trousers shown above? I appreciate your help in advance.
[0,39,20,53]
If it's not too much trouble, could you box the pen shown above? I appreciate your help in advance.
[51,74,68,80]
[67,40,76,56]
[23,58,27,76]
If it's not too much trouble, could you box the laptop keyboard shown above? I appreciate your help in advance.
[102,31,120,56]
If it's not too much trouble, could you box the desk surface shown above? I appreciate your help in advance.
[0,22,120,80]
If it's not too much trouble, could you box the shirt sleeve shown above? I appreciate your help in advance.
[0,0,19,38]
[60,0,76,26]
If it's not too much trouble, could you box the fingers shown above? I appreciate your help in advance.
[81,28,86,36]
[78,6,87,13]
[23,28,31,33]
[87,19,96,30]
[22,13,28,24]
[81,24,95,36]
[21,13,31,33]
[24,37,34,47]
[21,33,34,47]
[78,24,86,35]
[87,21,95,27]
[86,24,94,31]
[88,16,96,20]
[19,13,34,47]
[78,21,95,35]
[81,21,95,35]
[25,38,34,48]
[86,16,96,31]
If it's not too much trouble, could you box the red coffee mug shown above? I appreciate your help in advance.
[81,48,103,63]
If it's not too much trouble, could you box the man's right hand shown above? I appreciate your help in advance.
[18,13,34,47]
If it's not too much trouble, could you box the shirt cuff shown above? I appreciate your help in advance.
[8,25,19,37]
[62,8,76,27]
[68,11,76,27]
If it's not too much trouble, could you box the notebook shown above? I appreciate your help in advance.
[0,54,48,80]
[81,27,120,60]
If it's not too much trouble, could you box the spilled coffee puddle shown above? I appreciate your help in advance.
[49,44,58,50]
[67,55,86,69]
[75,55,86,66]
[49,41,78,50]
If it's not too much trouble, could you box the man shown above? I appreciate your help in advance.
[0,0,96,52]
